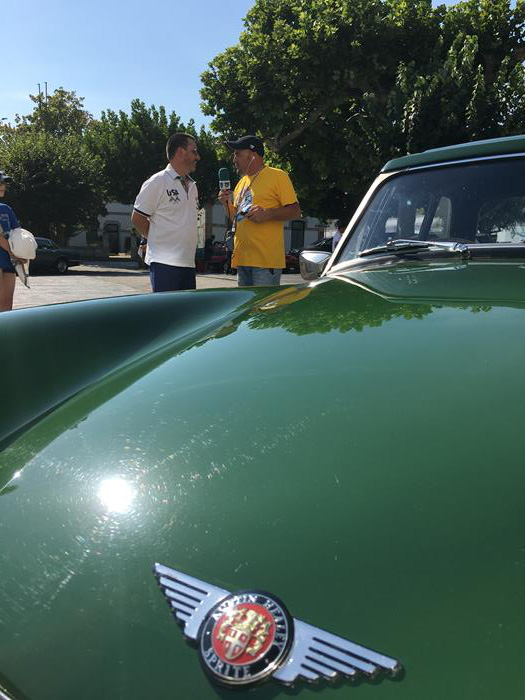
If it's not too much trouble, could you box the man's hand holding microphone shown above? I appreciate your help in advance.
[217,166,270,222]
[218,167,232,212]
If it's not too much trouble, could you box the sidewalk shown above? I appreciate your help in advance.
[12,263,303,310]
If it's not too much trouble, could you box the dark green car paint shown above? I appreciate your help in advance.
[1,260,524,700]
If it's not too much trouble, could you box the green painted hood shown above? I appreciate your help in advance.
[1,262,524,700]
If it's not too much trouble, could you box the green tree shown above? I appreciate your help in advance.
[0,87,107,244]
[85,100,181,204]
[15,87,93,137]
[396,0,525,151]
[201,0,525,221]
[86,100,225,206]
[0,127,107,245]
[190,125,223,207]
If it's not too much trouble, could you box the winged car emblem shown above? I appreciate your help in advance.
[154,563,403,689]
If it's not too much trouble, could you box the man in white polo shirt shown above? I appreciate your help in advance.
[131,133,200,292]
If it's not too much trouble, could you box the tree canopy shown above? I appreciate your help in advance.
[0,88,107,244]
[85,100,225,206]
[0,127,107,245]
[201,0,525,221]
[1,93,225,244]
[15,88,93,137]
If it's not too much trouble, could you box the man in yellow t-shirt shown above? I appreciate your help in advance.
[218,135,301,287]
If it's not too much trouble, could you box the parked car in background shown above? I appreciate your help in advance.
[2,134,525,700]
[285,236,334,272]
[206,240,230,273]
[284,248,301,272]
[29,237,80,274]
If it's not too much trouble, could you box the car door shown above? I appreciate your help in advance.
[34,238,57,270]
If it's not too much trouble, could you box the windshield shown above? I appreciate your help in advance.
[339,158,525,262]
[36,238,58,249]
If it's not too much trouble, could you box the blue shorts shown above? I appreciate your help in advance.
[149,262,196,292]
[237,266,282,287]
[0,247,15,273]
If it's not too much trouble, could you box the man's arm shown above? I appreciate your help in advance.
[131,210,150,237]
[246,202,301,224]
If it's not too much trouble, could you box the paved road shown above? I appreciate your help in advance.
[12,264,304,310]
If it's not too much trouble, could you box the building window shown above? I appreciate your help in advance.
[290,220,305,249]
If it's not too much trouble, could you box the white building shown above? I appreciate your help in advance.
[70,202,324,255]
[69,203,136,254]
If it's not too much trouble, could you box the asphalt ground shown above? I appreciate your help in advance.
[11,263,304,310]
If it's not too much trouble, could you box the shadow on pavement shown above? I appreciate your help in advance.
[31,269,237,280]
[66,269,147,277]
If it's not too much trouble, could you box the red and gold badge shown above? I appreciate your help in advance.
[199,592,293,687]
[213,602,275,664]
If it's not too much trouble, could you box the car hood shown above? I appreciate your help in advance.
[1,262,524,700]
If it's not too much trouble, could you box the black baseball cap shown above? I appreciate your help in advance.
[226,135,264,157]
[0,171,12,183]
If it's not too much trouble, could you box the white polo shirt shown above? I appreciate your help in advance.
[133,164,199,268]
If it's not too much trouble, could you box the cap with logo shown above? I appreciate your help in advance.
[226,135,264,157]
[0,171,12,183]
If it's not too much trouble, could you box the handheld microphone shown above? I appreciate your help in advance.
[218,167,231,191]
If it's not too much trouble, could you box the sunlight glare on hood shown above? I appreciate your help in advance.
[98,477,136,514]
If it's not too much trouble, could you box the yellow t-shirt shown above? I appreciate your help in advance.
[231,166,298,269]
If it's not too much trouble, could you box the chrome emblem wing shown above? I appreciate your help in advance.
[154,563,230,641]
[154,563,402,689]
[272,619,400,684]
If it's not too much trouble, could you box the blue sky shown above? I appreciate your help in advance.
[2,0,458,130]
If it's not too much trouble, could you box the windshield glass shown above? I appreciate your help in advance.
[339,158,525,262]
[37,238,58,249]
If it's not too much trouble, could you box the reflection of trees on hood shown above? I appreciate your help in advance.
[184,279,496,353]
[246,281,434,336]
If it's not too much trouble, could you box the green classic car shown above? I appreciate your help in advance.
[1,134,525,700]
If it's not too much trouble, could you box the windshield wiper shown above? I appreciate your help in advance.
[358,239,469,258]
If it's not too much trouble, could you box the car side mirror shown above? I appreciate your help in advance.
[299,250,331,280]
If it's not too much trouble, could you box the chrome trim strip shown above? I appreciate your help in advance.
[173,608,191,620]
[0,689,14,700]
[323,172,393,276]
[165,593,196,613]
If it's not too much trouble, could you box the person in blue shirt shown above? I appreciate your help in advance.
[0,171,20,311]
